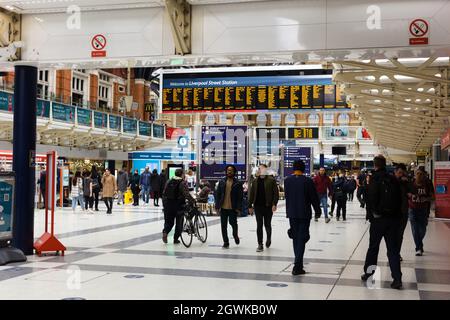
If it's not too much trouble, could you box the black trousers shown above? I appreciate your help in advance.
[153,191,160,206]
[398,214,408,255]
[93,189,100,210]
[336,197,347,219]
[84,196,93,210]
[220,209,238,244]
[357,187,365,206]
[348,190,355,201]
[104,197,113,213]
[254,206,273,245]
[289,218,310,269]
[163,206,184,240]
[132,187,140,205]
[330,194,336,214]
[364,217,402,281]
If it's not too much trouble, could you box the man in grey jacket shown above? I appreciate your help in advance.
[117,166,129,205]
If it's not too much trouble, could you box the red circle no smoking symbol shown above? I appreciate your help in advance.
[410,19,428,37]
[91,34,107,51]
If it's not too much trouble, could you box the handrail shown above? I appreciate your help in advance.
[0,90,164,139]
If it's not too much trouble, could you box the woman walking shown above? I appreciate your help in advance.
[71,171,85,213]
[91,166,102,211]
[150,169,161,207]
[102,169,117,214]
[408,169,434,256]
[130,169,141,206]
[83,171,94,213]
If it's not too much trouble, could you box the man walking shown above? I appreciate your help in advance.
[116,166,129,205]
[362,155,403,289]
[140,167,152,205]
[357,169,367,208]
[162,168,195,244]
[313,167,332,223]
[248,164,279,252]
[215,165,243,249]
[284,160,321,275]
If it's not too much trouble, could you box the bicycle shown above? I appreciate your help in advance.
[181,202,208,248]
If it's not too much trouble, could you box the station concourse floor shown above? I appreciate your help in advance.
[0,200,449,300]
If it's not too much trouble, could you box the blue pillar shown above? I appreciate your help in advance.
[12,65,37,255]
[319,154,325,168]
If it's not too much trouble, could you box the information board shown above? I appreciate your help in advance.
[0,174,14,241]
[52,103,75,123]
[153,124,165,139]
[94,112,108,128]
[139,121,151,136]
[201,126,248,181]
[256,127,286,156]
[288,127,319,139]
[77,108,92,126]
[109,115,121,131]
[123,118,137,134]
[161,69,348,113]
[283,146,312,177]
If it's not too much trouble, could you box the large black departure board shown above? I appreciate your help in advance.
[161,69,348,113]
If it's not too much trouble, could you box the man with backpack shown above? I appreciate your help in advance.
[362,155,403,290]
[162,168,195,244]
[333,172,348,221]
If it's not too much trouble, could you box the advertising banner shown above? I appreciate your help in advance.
[52,103,75,123]
[94,112,108,129]
[139,121,151,136]
[0,91,14,112]
[109,115,121,131]
[434,161,450,219]
[357,127,372,140]
[36,99,50,118]
[441,128,450,150]
[324,127,349,139]
[283,146,313,177]
[0,174,14,241]
[77,108,92,126]
[201,125,248,181]
[123,118,137,134]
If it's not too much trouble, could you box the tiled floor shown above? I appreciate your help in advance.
[1,200,449,300]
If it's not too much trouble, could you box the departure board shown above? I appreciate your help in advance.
[288,127,319,139]
[161,69,349,112]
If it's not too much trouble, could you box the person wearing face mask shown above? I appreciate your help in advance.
[332,172,348,221]
[248,164,279,252]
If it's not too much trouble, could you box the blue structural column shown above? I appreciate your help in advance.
[12,64,38,255]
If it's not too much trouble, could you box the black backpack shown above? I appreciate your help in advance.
[164,179,182,200]
[377,174,399,216]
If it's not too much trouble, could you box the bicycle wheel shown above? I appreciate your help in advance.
[181,218,193,248]
[195,212,208,243]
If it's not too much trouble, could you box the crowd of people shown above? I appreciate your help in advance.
[55,156,435,291]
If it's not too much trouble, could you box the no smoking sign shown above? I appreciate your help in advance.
[91,34,107,57]
[409,19,429,45]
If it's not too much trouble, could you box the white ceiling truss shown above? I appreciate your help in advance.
[333,57,450,155]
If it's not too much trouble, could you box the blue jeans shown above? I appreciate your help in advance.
[289,218,311,268]
[318,194,328,219]
[142,185,151,203]
[409,208,428,251]
[72,195,84,210]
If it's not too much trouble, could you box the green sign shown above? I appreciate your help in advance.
[109,115,121,131]
[94,112,108,128]
[0,91,14,112]
[123,118,137,134]
[77,108,92,126]
[52,103,75,123]
[139,122,151,136]
[0,176,14,241]
[36,99,50,118]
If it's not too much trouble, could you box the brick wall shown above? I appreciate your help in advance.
[55,70,72,104]
[89,74,98,109]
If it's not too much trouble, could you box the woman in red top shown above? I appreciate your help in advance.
[408,169,434,256]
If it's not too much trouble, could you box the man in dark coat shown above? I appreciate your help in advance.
[284,160,321,276]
